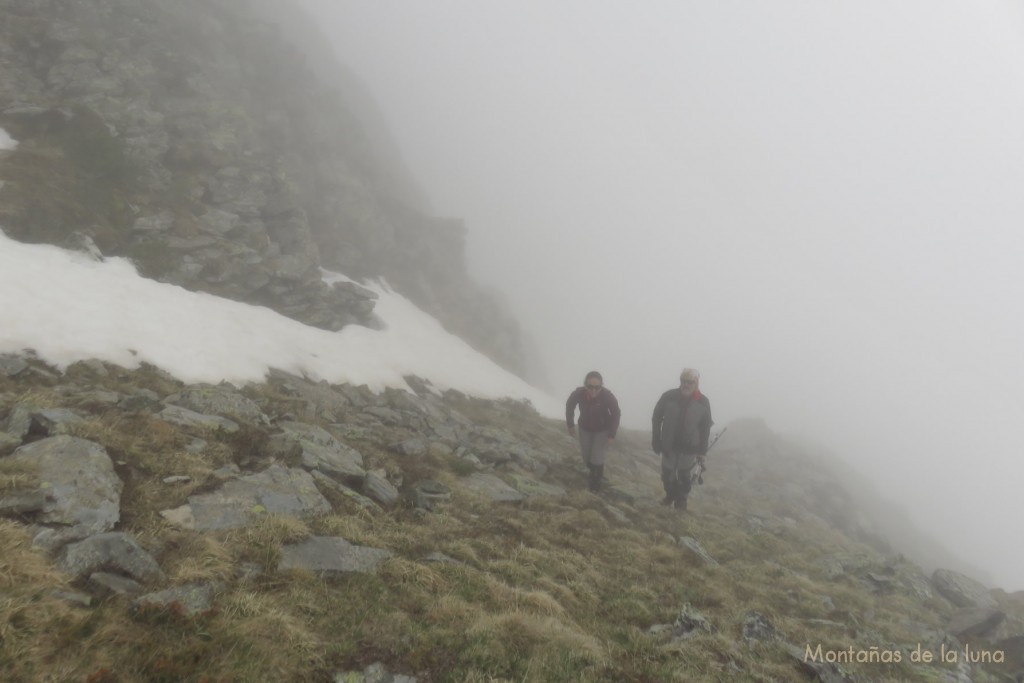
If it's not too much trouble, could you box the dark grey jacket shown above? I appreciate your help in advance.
[652,389,712,455]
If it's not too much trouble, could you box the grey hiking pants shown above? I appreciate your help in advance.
[578,429,610,466]
[661,452,697,502]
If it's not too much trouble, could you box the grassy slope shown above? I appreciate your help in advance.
[0,363,1018,683]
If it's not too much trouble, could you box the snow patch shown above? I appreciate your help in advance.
[0,127,17,152]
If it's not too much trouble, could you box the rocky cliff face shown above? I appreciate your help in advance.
[0,0,527,374]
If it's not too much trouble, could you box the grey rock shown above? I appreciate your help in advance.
[390,437,428,457]
[90,571,144,596]
[29,408,84,435]
[133,583,222,616]
[0,490,50,515]
[31,524,94,553]
[310,470,379,511]
[0,355,29,377]
[460,473,525,503]
[363,406,402,424]
[158,405,239,433]
[932,569,997,609]
[4,404,36,439]
[132,210,175,232]
[411,479,452,511]
[212,463,241,480]
[119,390,162,412]
[297,440,366,482]
[677,536,718,567]
[162,475,191,484]
[649,603,713,642]
[7,436,122,532]
[279,536,392,575]
[185,439,208,454]
[57,532,165,583]
[363,470,400,506]
[169,465,331,530]
[165,384,266,424]
[947,607,1005,639]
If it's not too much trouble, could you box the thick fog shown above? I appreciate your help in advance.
[298,0,1024,590]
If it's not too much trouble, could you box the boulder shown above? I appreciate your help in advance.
[57,532,165,583]
[947,607,1006,639]
[158,405,239,433]
[164,465,330,530]
[133,583,222,616]
[932,569,997,609]
[7,436,122,533]
[165,384,267,424]
[410,480,451,511]
[362,470,400,506]
[0,355,29,377]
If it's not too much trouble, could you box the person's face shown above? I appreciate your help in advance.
[680,377,697,393]
[585,379,603,395]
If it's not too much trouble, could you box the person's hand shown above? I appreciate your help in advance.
[697,454,706,467]
[568,426,576,437]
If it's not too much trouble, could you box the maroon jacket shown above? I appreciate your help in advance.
[566,387,621,437]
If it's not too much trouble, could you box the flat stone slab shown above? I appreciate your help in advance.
[677,536,718,566]
[165,465,331,530]
[165,384,267,423]
[7,436,122,533]
[133,583,221,616]
[271,422,366,482]
[280,536,391,575]
[459,473,525,503]
[948,606,1005,639]
[158,405,239,433]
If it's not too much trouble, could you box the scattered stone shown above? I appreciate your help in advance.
[0,490,50,516]
[742,611,780,645]
[31,524,94,553]
[29,408,85,435]
[185,438,208,454]
[947,607,1006,639]
[133,583,222,617]
[297,440,366,482]
[212,463,241,480]
[677,536,718,566]
[363,406,402,424]
[158,405,239,433]
[7,436,122,532]
[459,473,525,503]
[410,480,451,511]
[362,470,400,506]
[932,569,997,609]
[162,475,191,485]
[57,532,165,583]
[279,536,392,575]
[649,603,714,642]
[390,437,428,458]
[311,470,379,510]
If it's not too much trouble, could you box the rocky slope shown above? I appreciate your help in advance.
[1,353,1022,682]
[0,0,527,374]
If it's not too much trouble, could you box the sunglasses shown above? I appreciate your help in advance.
[586,384,603,391]
[680,380,696,386]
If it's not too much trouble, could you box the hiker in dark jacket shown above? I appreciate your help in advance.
[652,368,713,511]
[566,370,621,492]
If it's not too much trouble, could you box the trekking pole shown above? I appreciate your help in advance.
[691,427,726,485]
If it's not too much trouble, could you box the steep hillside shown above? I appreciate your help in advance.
[1,354,1021,683]
[0,0,526,375]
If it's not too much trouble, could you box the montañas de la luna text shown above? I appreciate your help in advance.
[804,643,1006,665]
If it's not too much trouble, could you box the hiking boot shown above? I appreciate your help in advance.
[674,497,688,512]
[661,495,674,506]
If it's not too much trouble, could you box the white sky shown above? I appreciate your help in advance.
[0,126,17,151]
[0,232,562,416]
[298,0,1024,590]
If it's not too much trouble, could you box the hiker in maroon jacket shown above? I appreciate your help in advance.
[566,370,621,492]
